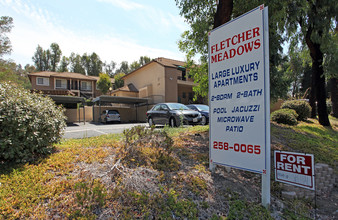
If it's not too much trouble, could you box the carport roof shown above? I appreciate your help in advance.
[93,95,149,105]
[49,95,85,104]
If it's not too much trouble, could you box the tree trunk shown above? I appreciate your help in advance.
[330,78,338,118]
[309,86,317,118]
[213,0,233,28]
[305,34,331,126]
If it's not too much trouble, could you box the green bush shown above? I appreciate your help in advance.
[271,109,298,125]
[281,100,311,121]
[0,83,66,162]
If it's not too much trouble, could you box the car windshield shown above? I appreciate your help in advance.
[167,103,189,110]
[108,110,118,114]
[195,105,209,111]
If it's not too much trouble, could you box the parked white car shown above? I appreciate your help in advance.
[100,110,121,123]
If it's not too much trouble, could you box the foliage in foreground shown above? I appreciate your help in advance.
[0,82,66,162]
[0,134,120,219]
[281,100,311,121]
[271,108,298,125]
[271,117,338,166]
[1,121,336,219]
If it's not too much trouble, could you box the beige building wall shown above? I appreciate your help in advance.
[124,62,165,103]
[164,67,178,103]
[92,106,137,123]
[64,106,93,123]
[112,91,138,97]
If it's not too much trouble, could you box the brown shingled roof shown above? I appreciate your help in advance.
[122,57,186,79]
[154,57,186,68]
[113,83,138,92]
[28,71,56,77]
[29,72,96,81]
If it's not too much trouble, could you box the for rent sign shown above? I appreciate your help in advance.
[209,5,269,174]
[275,151,315,190]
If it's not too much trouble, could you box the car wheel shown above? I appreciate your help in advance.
[170,117,177,127]
[148,117,154,127]
[201,116,207,125]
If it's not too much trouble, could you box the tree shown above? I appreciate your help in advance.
[115,61,129,74]
[42,49,51,71]
[176,0,290,102]
[323,26,338,117]
[104,60,116,77]
[138,56,151,66]
[89,52,103,76]
[81,52,103,76]
[32,45,45,71]
[0,60,31,89]
[57,56,69,72]
[129,56,152,72]
[24,64,36,73]
[177,0,336,126]
[49,43,62,72]
[69,52,85,74]
[129,61,141,72]
[32,43,62,72]
[283,0,336,126]
[114,72,125,89]
[285,45,306,98]
[0,16,13,57]
[97,73,112,94]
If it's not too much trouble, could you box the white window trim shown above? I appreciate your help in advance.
[36,77,49,86]
[55,78,67,89]
[81,81,92,91]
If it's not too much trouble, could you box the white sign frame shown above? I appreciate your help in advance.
[208,5,269,174]
[275,151,315,190]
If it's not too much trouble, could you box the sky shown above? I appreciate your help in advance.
[0,0,189,68]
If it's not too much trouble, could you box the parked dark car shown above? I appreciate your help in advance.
[187,104,209,125]
[146,103,202,127]
[100,110,121,123]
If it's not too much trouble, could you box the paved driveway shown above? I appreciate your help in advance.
[63,122,148,139]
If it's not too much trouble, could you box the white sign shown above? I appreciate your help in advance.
[275,151,315,190]
[209,5,269,174]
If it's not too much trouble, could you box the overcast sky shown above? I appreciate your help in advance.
[1,0,189,67]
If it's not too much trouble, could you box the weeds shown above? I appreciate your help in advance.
[2,121,333,219]
[70,178,106,219]
[120,126,180,171]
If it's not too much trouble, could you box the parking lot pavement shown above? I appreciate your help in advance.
[63,122,148,139]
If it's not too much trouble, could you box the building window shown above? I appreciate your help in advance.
[55,79,67,89]
[189,92,193,100]
[36,77,49,86]
[81,81,92,91]
[182,92,186,98]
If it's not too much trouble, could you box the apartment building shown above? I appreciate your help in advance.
[28,71,114,98]
[116,57,198,105]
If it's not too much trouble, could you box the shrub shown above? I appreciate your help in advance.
[121,126,180,171]
[281,100,311,121]
[0,83,66,162]
[271,109,298,125]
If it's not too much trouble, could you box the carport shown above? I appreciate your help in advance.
[92,95,149,123]
[49,95,86,124]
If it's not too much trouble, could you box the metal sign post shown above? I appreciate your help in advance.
[208,5,270,207]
